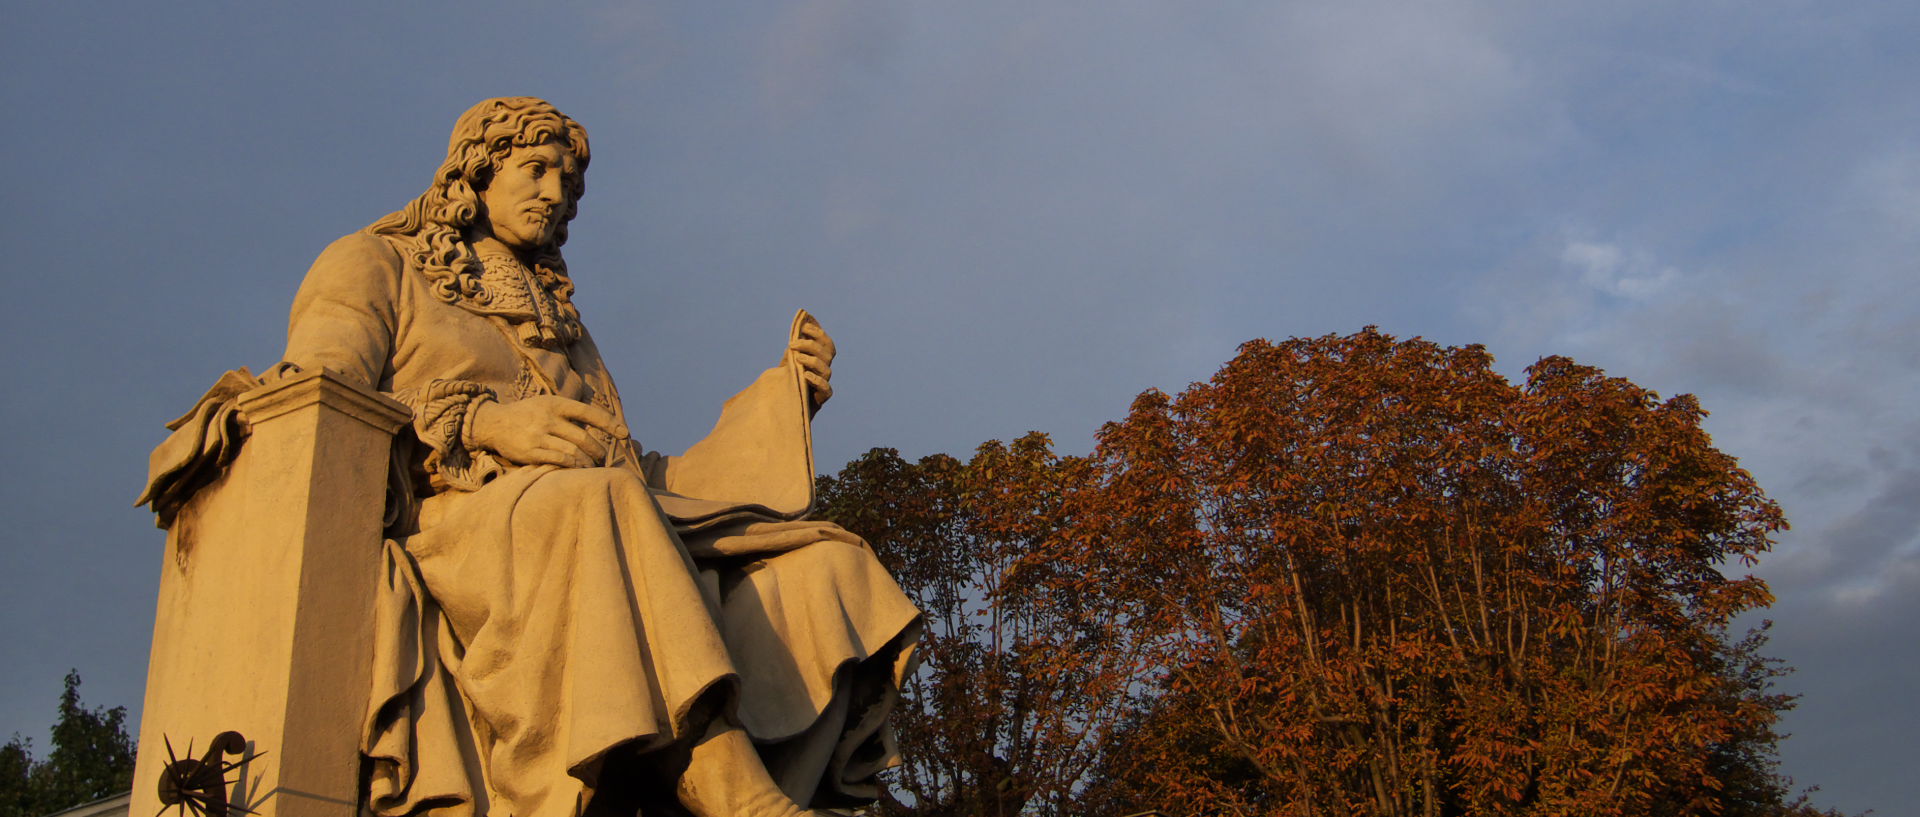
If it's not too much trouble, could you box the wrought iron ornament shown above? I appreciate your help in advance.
[155,731,261,817]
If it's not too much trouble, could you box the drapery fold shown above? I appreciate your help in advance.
[264,232,921,816]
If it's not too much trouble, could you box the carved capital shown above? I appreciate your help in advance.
[237,368,410,434]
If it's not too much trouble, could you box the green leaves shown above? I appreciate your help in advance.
[1,672,136,817]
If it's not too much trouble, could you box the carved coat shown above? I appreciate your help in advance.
[280,231,920,817]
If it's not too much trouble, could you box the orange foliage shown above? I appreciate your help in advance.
[824,329,1828,817]
[818,437,1137,817]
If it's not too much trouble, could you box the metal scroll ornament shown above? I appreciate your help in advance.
[156,731,260,817]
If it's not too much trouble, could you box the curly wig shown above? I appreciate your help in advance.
[369,97,591,310]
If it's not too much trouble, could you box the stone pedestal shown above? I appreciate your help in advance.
[131,370,409,817]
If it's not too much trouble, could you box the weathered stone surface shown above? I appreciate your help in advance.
[132,371,408,817]
[135,98,919,817]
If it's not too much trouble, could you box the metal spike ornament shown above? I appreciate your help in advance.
[155,731,263,817]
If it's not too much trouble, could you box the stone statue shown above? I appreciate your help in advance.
[140,97,920,817]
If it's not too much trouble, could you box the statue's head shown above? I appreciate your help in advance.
[372,97,592,306]
[439,97,591,251]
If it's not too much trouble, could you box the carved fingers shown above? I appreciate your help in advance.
[539,417,607,467]
[789,316,836,409]
[548,398,628,439]
[470,396,631,468]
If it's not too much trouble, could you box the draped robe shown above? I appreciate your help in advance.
[280,231,921,817]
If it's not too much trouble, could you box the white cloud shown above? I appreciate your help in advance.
[1561,239,1677,300]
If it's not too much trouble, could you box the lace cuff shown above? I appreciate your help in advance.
[393,380,503,492]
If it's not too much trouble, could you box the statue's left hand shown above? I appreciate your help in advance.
[789,315,835,409]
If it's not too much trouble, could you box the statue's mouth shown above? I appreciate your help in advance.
[524,213,554,238]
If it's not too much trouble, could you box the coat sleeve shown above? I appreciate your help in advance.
[284,231,404,388]
[282,232,502,490]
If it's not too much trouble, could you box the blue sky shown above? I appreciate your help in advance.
[2,2,1915,813]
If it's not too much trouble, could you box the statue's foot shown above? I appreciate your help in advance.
[676,724,813,817]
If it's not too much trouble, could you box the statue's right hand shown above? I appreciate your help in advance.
[467,396,630,468]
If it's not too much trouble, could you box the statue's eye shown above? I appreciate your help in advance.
[526,162,546,178]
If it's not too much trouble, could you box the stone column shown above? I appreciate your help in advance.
[131,370,409,817]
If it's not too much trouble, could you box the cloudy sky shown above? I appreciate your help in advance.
[2,1,1914,812]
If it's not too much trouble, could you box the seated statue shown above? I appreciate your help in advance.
[183,97,921,817]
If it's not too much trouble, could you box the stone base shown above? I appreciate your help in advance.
[130,371,408,817]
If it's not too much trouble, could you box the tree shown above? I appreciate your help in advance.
[1064,330,1812,816]
[826,328,1837,816]
[0,671,137,817]
[815,438,1140,817]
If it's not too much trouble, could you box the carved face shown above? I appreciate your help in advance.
[480,140,576,251]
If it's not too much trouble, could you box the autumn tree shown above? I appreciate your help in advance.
[0,671,137,817]
[823,328,1830,816]
[815,438,1139,817]
[1064,329,1813,816]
